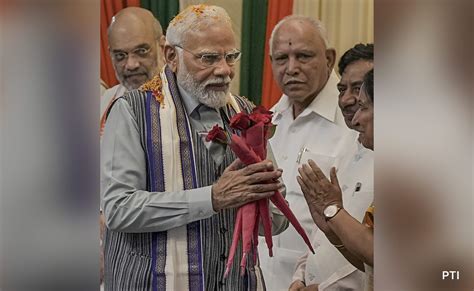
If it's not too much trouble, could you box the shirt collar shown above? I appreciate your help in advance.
[178,83,201,116]
[272,70,340,124]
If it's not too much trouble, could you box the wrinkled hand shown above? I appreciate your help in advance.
[297,160,343,245]
[297,159,343,217]
[288,280,305,291]
[211,159,282,211]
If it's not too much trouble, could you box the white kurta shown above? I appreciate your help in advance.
[258,72,357,290]
[293,144,374,290]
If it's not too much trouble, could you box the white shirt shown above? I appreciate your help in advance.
[258,71,357,290]
[293,144,374,290]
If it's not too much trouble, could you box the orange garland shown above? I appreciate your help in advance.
[139,75,164,107]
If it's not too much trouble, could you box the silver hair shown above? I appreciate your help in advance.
[166,4,233,46]
[269,15,330,56]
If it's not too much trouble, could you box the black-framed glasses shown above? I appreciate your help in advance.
[174,45,241,67]
[111,47,151,63]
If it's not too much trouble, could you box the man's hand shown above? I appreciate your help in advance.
[297,159,343,245]
[288,280,305,291]
[297,159,343,216]
[211,159,282,211]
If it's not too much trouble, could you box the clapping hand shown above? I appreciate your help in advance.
[297,159,343,239]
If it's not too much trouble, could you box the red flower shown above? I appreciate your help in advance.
[206,125,228,144]
[249,106,273,124]
[229,112,252,130]
[252,105,273,116]
[249,113,271,124]
[224,108,314,278]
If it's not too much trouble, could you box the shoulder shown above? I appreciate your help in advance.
[105,90,147,123]
[120,89,148,105]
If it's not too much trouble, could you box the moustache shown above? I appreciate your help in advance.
[204,77,231,87]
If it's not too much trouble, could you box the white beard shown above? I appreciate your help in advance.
[176,60,231,109]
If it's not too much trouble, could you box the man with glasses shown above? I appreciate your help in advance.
[100,7,165,136]
[101,5,287,291]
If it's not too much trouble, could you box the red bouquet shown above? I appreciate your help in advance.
[206,106,314,276]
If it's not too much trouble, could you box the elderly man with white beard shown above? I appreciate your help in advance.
[100,4,288,291]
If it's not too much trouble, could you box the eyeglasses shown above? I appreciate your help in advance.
[174,45,241,67]
[111,47,151,63]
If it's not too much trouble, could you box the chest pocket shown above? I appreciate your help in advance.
[299,150,339,178]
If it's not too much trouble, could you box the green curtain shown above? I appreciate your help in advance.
[140,0,179,32]
[240,0,268,105]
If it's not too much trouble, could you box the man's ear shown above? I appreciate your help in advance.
[164,44,178,72]
[325,48,336,73]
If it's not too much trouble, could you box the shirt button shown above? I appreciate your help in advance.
[220,254,227,261]
[199,210,204,215]
[220,227,228,234]
[282,155,288,160]
[291,128,297,133]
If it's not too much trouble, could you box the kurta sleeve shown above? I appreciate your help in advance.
[292,251,309,284]
[101,98,216,233]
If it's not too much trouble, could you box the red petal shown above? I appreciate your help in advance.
[270,191,314,254]
[224,208,243,278]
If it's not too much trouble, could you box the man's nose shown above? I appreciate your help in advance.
[125,55,140,71]
[213,58,233,77]
[340,90,357,107]
[286,57,300,76]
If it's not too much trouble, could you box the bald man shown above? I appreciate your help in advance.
[99,7,165,287]
[100,7,165,134]
[259,16,359,290]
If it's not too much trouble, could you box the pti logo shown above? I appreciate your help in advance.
[441,270,459,280]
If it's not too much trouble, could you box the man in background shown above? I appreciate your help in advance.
[289,43,374,291]
[258,15,357,290]
[100,7,165,135]
[99,7,165,287]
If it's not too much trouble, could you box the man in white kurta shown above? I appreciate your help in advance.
[257,15,359,290]
[258,70,356,289]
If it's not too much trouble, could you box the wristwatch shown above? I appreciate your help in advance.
[323,204,342,221]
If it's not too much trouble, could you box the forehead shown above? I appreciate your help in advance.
[272,20,325,52]
[341,60,373,83]
[185,23,236,52]
[109,21,154,50]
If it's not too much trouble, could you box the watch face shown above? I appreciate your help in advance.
[324,205,338,218]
